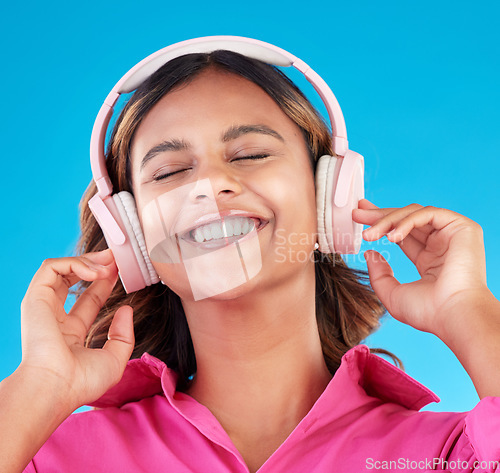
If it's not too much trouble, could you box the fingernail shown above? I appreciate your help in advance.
[387,229,398,240]
[87,262,107,271]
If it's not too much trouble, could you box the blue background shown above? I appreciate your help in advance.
[1,0,499,414]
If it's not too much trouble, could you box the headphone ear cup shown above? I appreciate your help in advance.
[315,151,365,255]
[315,155,337,254]
[113,191,160,288]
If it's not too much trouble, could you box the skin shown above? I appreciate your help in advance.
[0,68,499,473]
[129,69,332,471]
[352,201,500,401]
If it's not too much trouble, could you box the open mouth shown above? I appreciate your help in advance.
[179,216,267,249]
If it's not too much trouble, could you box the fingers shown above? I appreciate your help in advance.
[24,250,118,324]
[83,248,115,264]
[354,202,428,244]
[68,268,119,333]
[353,202,443,265]
[33,249,115,291]
[357,198,380,210]
[364,250,400,314]
[356,203,423,232]
[390,233,425,266]
[102,305,135,380]
[355,204,451,243]
[352,199,397,227]
[354,203,475,269]
[364,205,464,246]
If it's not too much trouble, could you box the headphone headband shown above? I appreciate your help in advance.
[90,35,349,198]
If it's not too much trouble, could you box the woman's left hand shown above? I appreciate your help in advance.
[352,199,489,337]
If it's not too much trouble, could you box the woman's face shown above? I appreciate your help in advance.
[129,68,318,301]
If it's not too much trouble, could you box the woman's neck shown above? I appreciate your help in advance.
[182,263,332,471]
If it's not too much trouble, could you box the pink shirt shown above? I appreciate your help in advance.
[25,344,500,472]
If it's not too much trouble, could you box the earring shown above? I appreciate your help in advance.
[314,242,319,250]
[160,280,166,285]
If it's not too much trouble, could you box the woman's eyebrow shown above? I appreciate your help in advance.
[140,124,284,171]
[221,124,285,143]
[140,138,190,171]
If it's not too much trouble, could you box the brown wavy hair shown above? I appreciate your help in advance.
[74,50,399,391]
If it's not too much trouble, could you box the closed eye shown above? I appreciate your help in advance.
[152,169,190,181]
[152,154,270,182]
[232,154,270,161]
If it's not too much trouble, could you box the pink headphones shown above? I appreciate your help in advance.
[88,35,364,293]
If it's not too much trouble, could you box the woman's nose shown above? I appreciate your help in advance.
[188,162,242,203]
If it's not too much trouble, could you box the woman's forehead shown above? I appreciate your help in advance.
[130,69,301,160]
[142,69,281,121]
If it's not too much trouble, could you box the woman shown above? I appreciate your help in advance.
[2,41,499,473]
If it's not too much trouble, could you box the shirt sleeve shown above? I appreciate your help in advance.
[444,397,500,472]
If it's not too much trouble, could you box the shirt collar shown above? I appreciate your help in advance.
[348,344,440,410]
[90,344,439,411]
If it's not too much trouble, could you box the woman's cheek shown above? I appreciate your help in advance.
[266,174,317,265]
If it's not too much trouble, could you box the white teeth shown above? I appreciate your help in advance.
[231,219,241,236]
[212,224,223,239]
[223,220,233,236]
[242,219,250,234]
[202,225,212,241]
[191,217,258,243]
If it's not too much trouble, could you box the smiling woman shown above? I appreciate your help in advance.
[4,36,500,473]
[78,49,387,391]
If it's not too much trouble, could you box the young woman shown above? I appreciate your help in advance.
[1,39,499,473]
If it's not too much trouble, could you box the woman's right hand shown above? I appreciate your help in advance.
[19,248,135,413]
